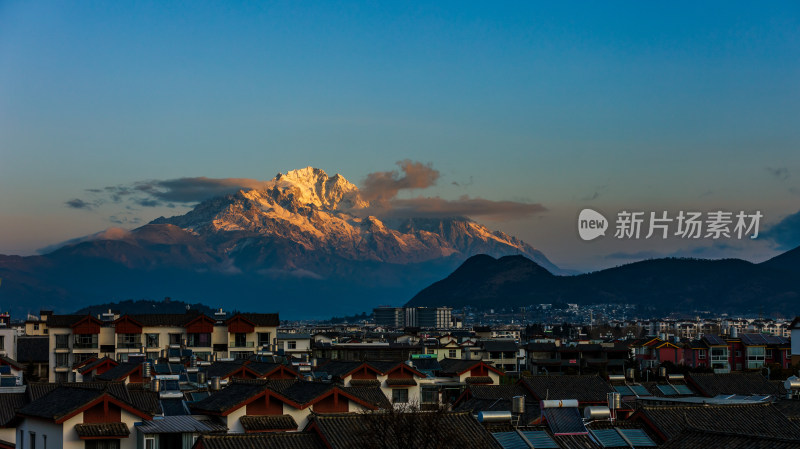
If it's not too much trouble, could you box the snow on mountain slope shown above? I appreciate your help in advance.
[149,167,562,273]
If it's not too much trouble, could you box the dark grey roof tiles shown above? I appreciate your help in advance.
[239,414,298,431]
[195,433,326,449]
[522,375,614,403]
[687,372,785,397]
[74,422,130,438]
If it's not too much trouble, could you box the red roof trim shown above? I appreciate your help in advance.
[225,314,256,327]
[343,363,382,378]
[112,315,143,328]
[55,394,152,424]
[456,361,505,376]
[185,314,216,327]
[71,315,104,329]
[383,363,426,379]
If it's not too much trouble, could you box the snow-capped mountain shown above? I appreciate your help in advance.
[149,167,561,275]
[0,167,561,318]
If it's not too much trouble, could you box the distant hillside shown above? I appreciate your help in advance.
[760,245,800,274]
[74,299,218,317]
[406,250,800,315]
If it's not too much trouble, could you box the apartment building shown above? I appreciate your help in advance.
[46,312,278,382]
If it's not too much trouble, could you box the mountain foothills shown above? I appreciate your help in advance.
[0,167,558,318]
[407,248,800,315]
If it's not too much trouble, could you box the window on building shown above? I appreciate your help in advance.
[258,333,271,348]
[392,388,409,403]
[117,333,141,349]
[710,348,727,361]
[29,432,35,449]
[766,349,773,358]
[287,341,297,350]
[34,323,39,330]
[42,435,46,449]
[144,437,155,449]
[735,351,742,357]
[449,349,457,358]
[0,336,4,350]
[55,334,70,349]
[145,334,159,348]
[233,333,247,348]
[55,352,70,368]
[421,387,439,404]
[168,333,182,345]
[187,333,211,347]
[18,431,22,449]
[74,334,98,349]
[698,350,706,359]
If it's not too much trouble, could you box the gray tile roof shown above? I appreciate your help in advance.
[74,422,130,437]
[95,362,140,381]
[687,372,785,397]
[636,403,800,441]
[190,382,270,414]
[18,387,105,420]
[0,392,26,426]
[308,411,502,449]
[521,375,614,403]
[239,414,298,431]
[27,382,131,403]
[660,427,800,448]
[137,415,228,434]
[195,433,326,449]
[341,387,391,409]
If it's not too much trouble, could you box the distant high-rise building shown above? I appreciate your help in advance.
[374,307,404,328]
[373,306,451,329]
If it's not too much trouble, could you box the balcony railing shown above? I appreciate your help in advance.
[74,342,98,349]
[230,341,255,348]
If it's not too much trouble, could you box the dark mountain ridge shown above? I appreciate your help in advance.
[407,250,800,315]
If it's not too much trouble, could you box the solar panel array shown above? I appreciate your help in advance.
[656,383,694,396]
[656,384,678,396]
[492,432,529,449]
[491,431,559,449]
[591,429,627,447]
[614,385,633,395]
[619,429,657,447]
[613,384,651,396]
[543,407,588,435]
[703,335,727,345]
[519,431,559,448]
[740,333,788,345]
[590,428,657,448]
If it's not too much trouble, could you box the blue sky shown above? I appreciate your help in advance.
[1,1,799,270]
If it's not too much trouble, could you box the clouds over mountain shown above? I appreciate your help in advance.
[66,162,546,222]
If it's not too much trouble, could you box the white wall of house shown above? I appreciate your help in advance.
[227,406,247,434]
[17,416,65,449]
[792,328,800,358]
[0,328,16,360]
